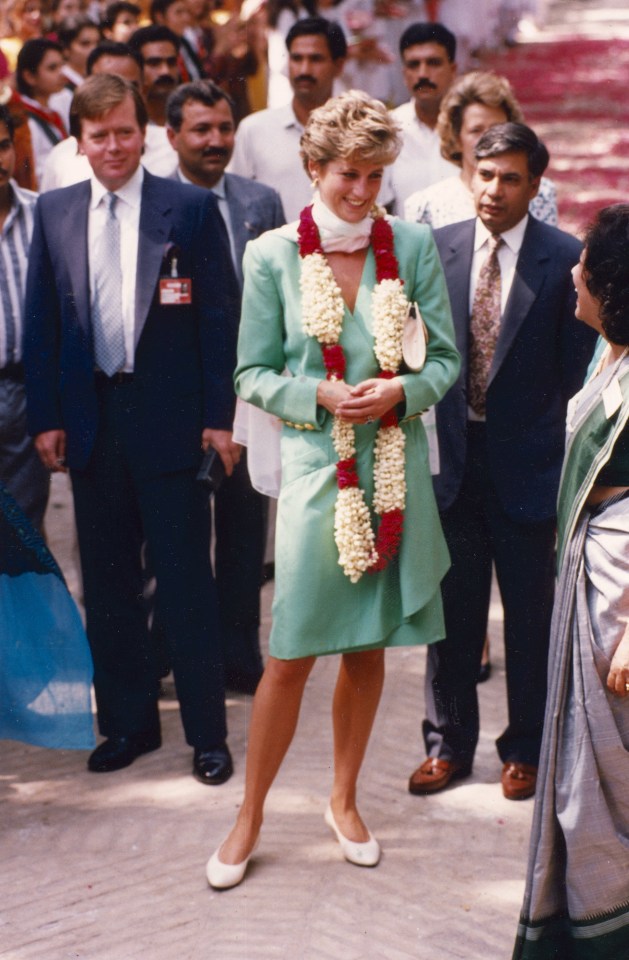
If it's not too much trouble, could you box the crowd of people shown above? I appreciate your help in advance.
[0,4,628,959]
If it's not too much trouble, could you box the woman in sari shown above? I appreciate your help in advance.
[205,90,459,890]
[513,204,629,959]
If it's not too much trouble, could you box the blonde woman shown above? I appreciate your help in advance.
[206,91,460,889]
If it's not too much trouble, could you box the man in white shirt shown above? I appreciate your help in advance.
[407,123,597,803]
[389,22,459,215]
[228,18,347,223]
[24,74,241,784]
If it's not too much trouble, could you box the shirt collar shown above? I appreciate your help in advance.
[1,179,36,234]
[177,168,224,196]
[62,64,83,87]
[209,174,226,199]
[474,213,529,255]
[284,102,304,132]
[405,99,435,134]
[90,163,144,211]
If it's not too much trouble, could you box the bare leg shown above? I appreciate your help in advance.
[217,653,316,864]
[329,648,385,842]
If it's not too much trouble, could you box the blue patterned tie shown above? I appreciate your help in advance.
[92,192,125,376]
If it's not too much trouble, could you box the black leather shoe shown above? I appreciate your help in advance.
[193,744,233,785]
[88,731,161,773]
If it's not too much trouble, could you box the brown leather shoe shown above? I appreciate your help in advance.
[501,762,537,800]
[408,757,471,795]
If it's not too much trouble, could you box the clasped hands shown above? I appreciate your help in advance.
[317,377,404,423]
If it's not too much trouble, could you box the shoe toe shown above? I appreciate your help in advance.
[408,757,470,795]
[206,838,259,889]
[324,805,380,867]
[501,762,537,800]
[193,745,233,785]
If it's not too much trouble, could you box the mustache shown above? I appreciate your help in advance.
[153,74,177,86]
[202,147,229,159]
[294,74,316,84]
[413,78,437,91]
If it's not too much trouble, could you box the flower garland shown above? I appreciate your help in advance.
[298,204,409,582]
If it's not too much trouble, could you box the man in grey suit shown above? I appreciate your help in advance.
[407,124,596,801]
[167,80,286,694]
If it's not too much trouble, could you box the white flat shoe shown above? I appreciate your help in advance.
[206,839,259,890]
[324,804,380,867]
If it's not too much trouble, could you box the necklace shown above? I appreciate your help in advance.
[297,203,409,582]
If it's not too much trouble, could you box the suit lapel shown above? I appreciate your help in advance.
[65,183,91,334]
[489,219,550,385]
[135,172,172,346]
[225,178,247,288]
[441,221,475,361]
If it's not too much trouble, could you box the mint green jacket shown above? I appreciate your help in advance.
[235,218,461,659]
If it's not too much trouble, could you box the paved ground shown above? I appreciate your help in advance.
[3,473,531,960]
[3,4,627,958]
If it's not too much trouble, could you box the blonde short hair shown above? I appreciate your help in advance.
[300,90,402,173]
[437,71,524,166]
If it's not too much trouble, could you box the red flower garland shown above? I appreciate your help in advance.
[298,204,405,574]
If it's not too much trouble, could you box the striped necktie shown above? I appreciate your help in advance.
[91,192,125,377]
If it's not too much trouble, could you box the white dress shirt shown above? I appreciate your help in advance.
[388,100,458,216]
[228,103,311,223]
[88,166,143,372]
[469,213,529,316]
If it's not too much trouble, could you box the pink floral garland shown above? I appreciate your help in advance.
[297,204,404,574]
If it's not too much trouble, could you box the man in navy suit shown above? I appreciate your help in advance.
[23,74,241,783]
[167,79,285,694]
[408,124,596,800]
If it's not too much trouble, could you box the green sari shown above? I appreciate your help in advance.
[513,350,629,960]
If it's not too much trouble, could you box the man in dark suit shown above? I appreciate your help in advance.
[408,123,596,800]
[23,74,241,784]
[166,79,285,694]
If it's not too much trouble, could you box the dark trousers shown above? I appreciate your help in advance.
[214,450,266,681]
[70,378,226,748]
[423,423,555,768]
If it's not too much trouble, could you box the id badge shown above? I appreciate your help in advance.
[160,277,192,305]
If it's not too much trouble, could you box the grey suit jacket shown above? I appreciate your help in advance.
[174,169,285,289]
[223,173,285,288]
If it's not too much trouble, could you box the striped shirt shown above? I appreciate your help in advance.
[0,181,37,368]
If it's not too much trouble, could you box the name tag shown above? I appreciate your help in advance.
[603,376,623,419]
[159,278,192,305]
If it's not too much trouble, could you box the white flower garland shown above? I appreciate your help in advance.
[301,252,345,344]
[299,214,409,582]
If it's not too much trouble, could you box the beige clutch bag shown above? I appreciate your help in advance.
[402,301,429,372]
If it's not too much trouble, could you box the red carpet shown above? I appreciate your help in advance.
[481,36,629,232]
